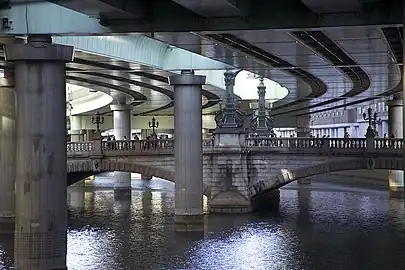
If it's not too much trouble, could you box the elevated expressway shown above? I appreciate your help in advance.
[1,0,403,129]
[0,2,242,131]
[0,35,231,129]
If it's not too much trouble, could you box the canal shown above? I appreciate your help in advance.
[1,179,405,270]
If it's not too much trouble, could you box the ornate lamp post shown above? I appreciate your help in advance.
[250,77,274,135]
[91,110,104,132]
[363,107,379,138]
[215,70,244,129]
[149,116,159,135]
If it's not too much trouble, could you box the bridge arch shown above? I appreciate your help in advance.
[67,159,211,196]
[250,157,403,198]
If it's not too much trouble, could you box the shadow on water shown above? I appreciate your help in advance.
[2,179,405,270]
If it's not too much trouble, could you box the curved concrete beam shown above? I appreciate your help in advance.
[53,36,232,89]
[68,91,113,116]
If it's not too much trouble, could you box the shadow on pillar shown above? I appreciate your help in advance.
[208,156,252,214]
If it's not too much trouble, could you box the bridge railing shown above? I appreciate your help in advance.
[101,139,175,154]
[244,137,403,155]
[66,137,404,157]
[245,137,368,149]
[67,138,216,156]
[374,138,403,149]
[66,141,94,156]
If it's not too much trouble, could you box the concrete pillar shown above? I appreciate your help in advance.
[387,98,404,198]
[0,69,16,234]
[296,117,312,185]
[85,129,96,141]
[68,115,85,207]
[69,115,84,142]
[5,35,73,269]
[295,48,311,184]
[169,70,206,231]
[141,128,149,139]
[111,104,132,191]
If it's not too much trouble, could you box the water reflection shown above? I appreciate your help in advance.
[1,181,405,270]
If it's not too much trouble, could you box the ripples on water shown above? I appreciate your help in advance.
[1,179,405,270]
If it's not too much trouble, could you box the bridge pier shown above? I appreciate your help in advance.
[111,104,132,194]
[0,69,16,234]
[5,35,73,270]
[170,70,206,232]
[296,127,312,185]
[209,135,252,213]
[387,98,404,198]
[68,115,86,207]
[208,70,253,213]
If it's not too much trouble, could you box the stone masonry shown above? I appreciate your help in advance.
[67,145,403,213]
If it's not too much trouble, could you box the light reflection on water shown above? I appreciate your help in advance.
[1,180,405,270]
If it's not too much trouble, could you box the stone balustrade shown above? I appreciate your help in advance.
[66,136,404,158]
[245,137,403,156]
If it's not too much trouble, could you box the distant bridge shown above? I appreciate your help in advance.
[66,137,404,212]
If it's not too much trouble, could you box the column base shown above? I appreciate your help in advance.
[113,171,132,191]
[389,187,405,199]
[251,189,280,212]
[114,189,132,201]
[209,191,252,213]
[141,174,153,180]
[0,216,14,234]
[297,178,312,185]
[175,215,204,232]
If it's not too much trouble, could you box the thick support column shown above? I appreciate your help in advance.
[68,115,85,207]
[141,129,149,139]
[85,129,96,141]
[296,117,312,185]
[69,115,84,142]
[169,70,206,232]
[111,104,132,192]
[6,35,73,270]
[402,14,405,199]
[387,98,404,198]
[0,71,16,234]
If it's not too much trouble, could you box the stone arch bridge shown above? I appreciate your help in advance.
[67,137,404,212]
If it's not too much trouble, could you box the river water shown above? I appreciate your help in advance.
[1,179,405,270]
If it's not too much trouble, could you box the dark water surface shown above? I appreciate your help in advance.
[1,180,405,270]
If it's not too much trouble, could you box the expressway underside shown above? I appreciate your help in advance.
[0,1,405,269]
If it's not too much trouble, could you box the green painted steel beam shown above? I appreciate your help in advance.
[0,1,109,36]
